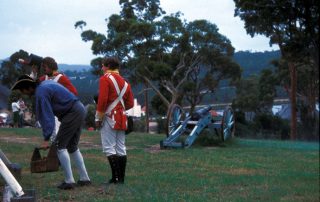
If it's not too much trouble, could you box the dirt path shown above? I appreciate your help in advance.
[0,135,100,149]
[0,136,39,145]
[0,135,163,152]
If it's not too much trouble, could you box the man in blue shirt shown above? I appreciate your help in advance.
[11,75,91,190]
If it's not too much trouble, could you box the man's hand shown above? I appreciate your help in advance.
[40,140,50,149]
[95,111,104,130]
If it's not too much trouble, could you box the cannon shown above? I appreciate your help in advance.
[0,150,36,202]
[160,104,235,149]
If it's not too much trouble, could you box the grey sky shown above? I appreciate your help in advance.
[0,0,278,65]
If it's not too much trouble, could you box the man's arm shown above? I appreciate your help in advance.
[95,77,109,128]
[36,95,55,141]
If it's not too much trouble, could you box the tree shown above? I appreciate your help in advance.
[232,75,260,114]
[232,69,278,115]
[234,0,319,140]
[257,69,278,114]
[0,50,30,88]
[76,0,241,116]
[273,58,319,139]
[85,104,96,129]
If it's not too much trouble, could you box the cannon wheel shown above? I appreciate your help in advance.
[166,104,185,137]
[221,107,235,141]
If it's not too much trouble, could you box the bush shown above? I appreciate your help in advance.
[233,112,290,140]
[156,118,167,134]
[85,104,96,129]
[234,110,247,124]
[253,114,290,139]
[194,129,223,146]
[133,118,146,132]
[235,122,256,138]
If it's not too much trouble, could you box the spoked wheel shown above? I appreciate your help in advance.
[166,104,185,137]
[221,107,235,141]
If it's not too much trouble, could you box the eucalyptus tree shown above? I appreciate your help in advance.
[0,50,30,88]
[75,0,241,115]
[232,75,260,114]
[234,0,319,139]
[257,69,278,114]
[273,58,319,139]
[232,69,278,116]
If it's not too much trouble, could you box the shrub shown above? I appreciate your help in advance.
[133,118,146,132]
[85,104,96,128]
[156,118,166,134]
[253,114,290,139]
[235,122,256,138]
[194,129,223,146]
[234,110,247,124]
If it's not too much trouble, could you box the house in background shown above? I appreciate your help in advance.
[126,98,142,117]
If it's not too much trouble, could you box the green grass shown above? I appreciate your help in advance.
[0,128,319,202]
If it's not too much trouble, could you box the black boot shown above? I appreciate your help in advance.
[107,155,120,184]
[118,155,127,183]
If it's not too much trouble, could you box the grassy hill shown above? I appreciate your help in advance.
[0,128,319,201]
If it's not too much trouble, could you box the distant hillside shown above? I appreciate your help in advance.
[59,64,91,72]
[233,50,281,77]
[57,50,281,77]
[58,50,282,105]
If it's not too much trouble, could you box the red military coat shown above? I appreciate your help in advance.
[39,72,78,96]
[96,70,134,130]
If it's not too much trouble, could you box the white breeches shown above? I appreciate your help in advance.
[100,118,126,156]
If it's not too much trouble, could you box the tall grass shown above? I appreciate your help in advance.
[0,128,319,201]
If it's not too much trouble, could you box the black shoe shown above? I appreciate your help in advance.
[107,155,121,184]
[77,180,91,186]
[108,179,123,184]
[118,155,127,183]
[57,182,75,190]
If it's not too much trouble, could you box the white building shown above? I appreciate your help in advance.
[126,99,142,117]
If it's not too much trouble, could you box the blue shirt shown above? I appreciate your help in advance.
[35,80,78,140]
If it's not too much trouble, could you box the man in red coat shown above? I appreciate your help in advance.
[95,57,134,184]
[39,57,78,141]
[39,57,78,96]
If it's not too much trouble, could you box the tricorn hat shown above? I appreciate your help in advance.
[11,75,36,91]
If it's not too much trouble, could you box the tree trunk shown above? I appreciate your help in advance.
[289,62,297,140]
[144,82,149,133]
[306,75,317,139]
[141,75,170,107]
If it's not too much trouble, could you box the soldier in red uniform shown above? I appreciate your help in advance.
[95,57,134,184]
[39,57,78,96]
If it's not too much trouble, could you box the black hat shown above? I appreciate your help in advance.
[93,94,99,104]
[11,75,36,91]
[29,54,43,67]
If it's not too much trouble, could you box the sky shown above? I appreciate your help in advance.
[0,0,278,65]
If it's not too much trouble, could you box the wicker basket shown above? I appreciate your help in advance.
[30,145,59,173]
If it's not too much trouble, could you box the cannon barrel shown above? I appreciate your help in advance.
[0,159,24,197]
[191,106,212,120]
